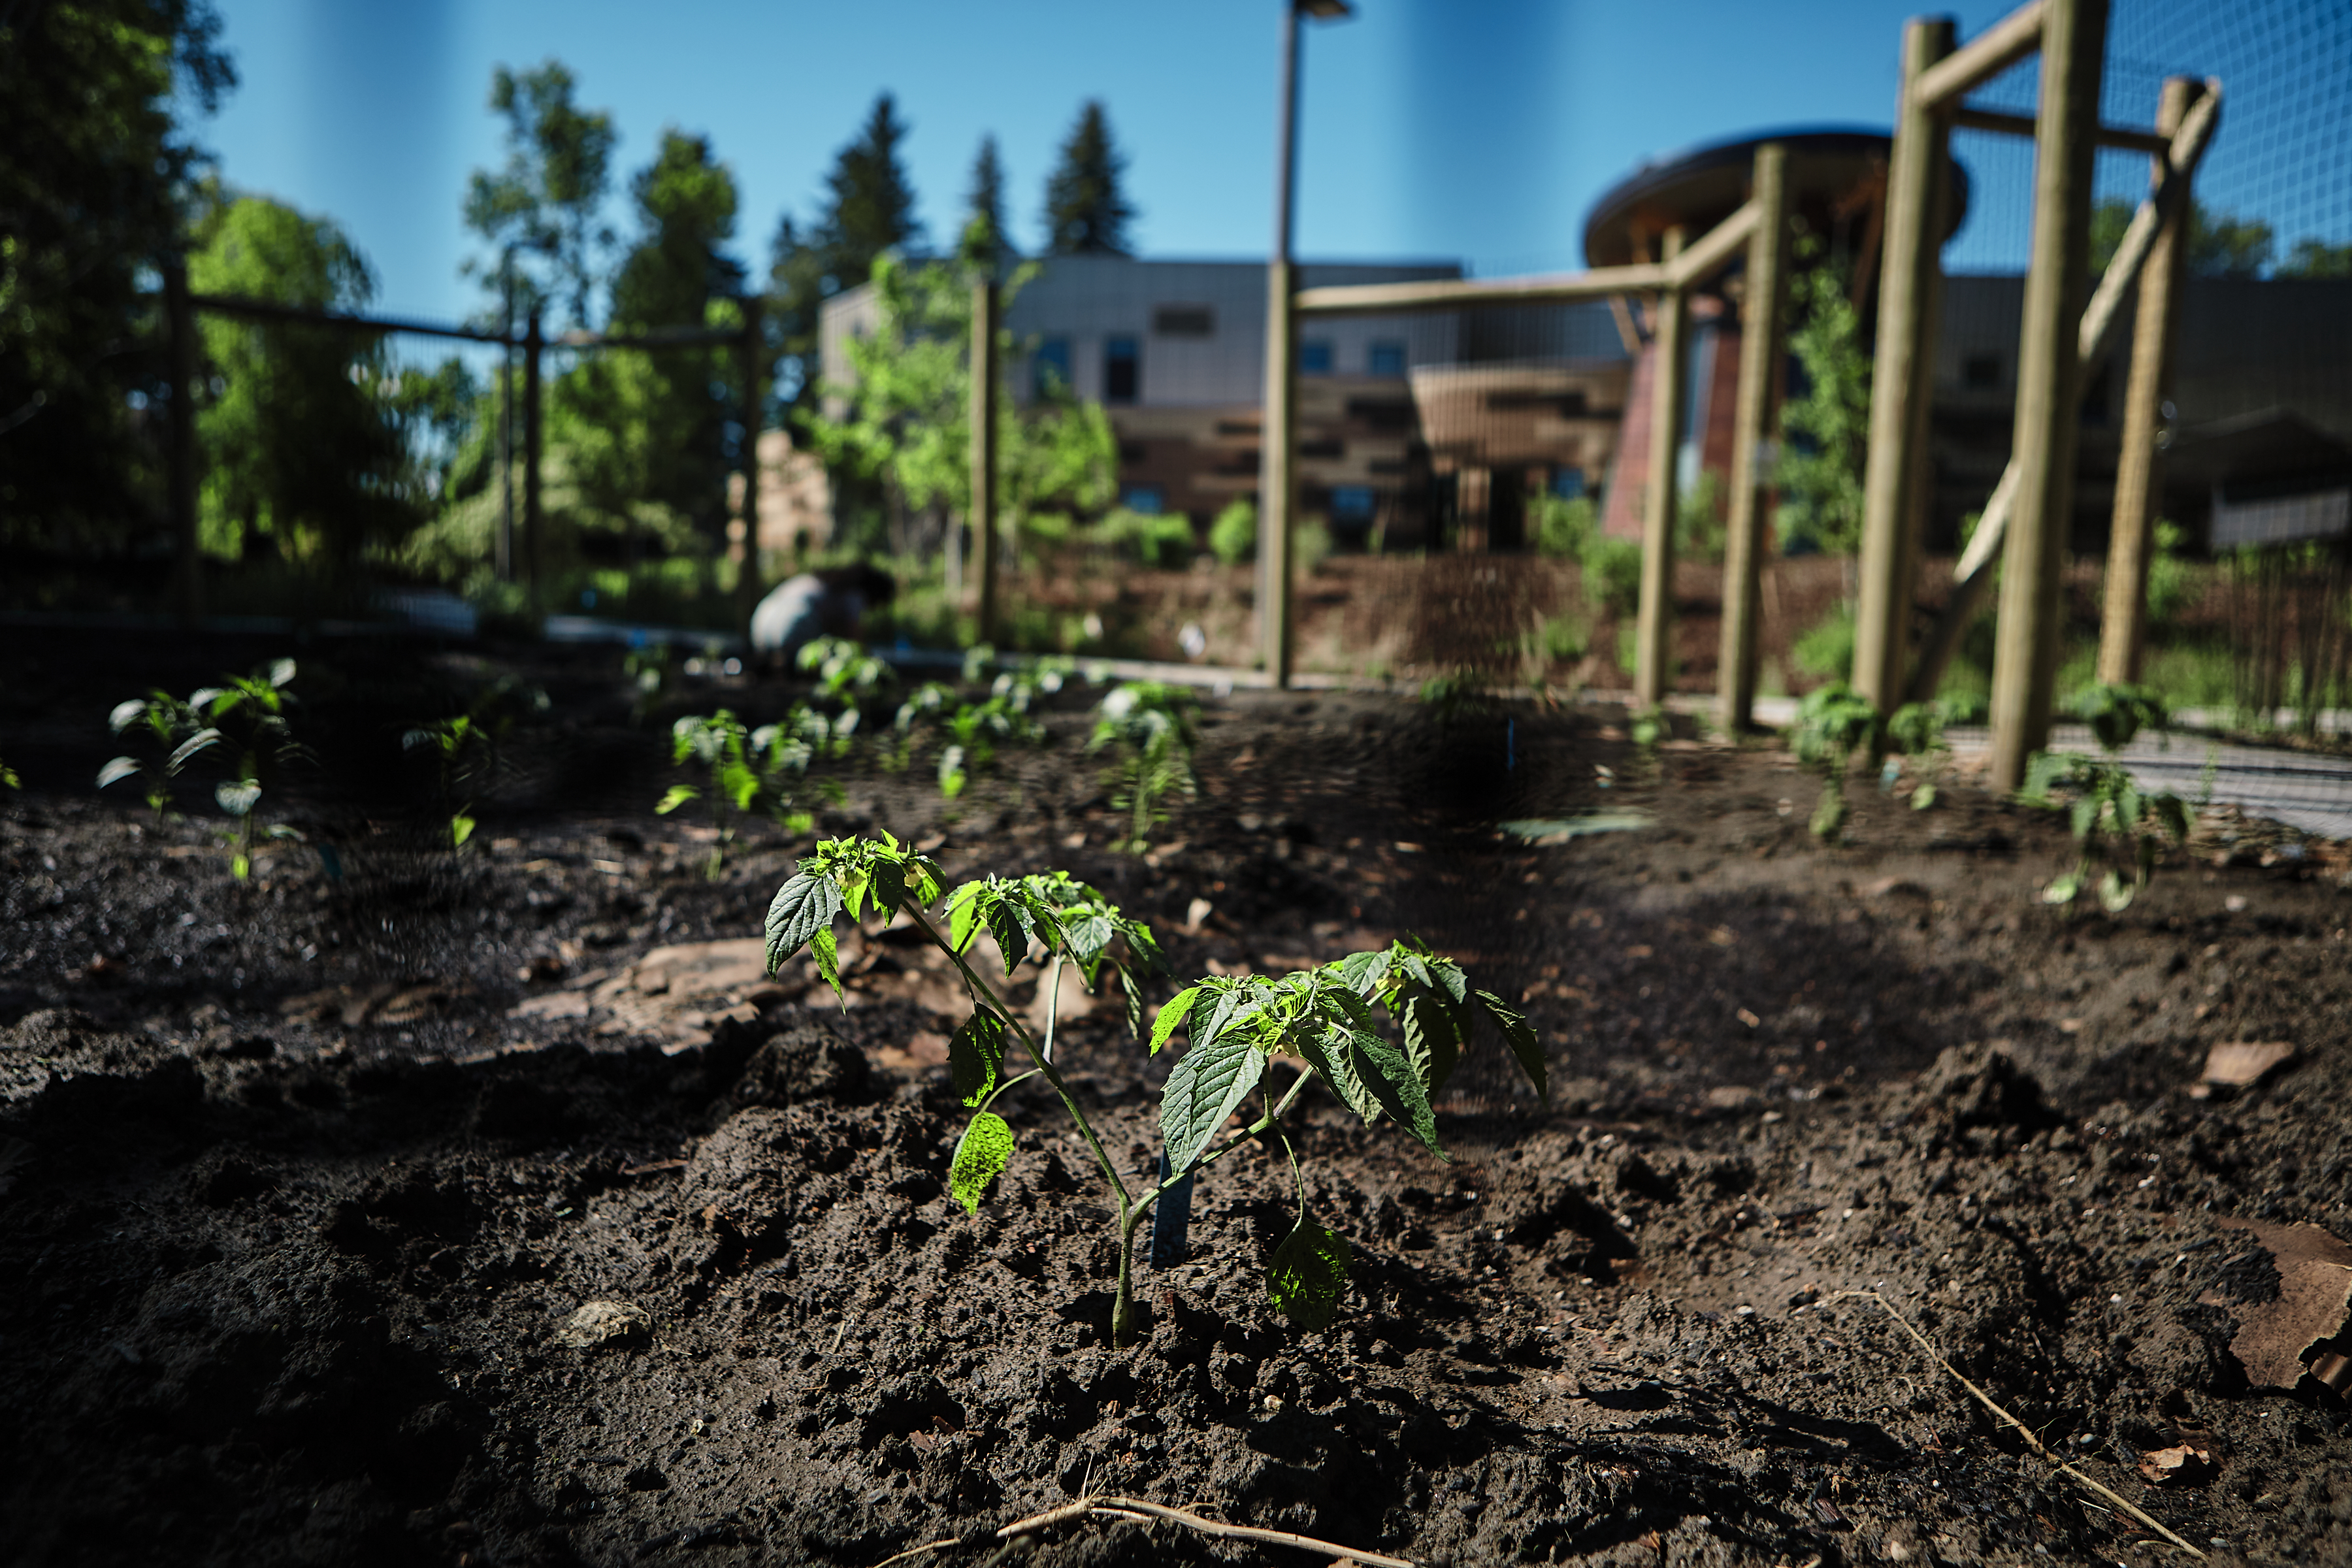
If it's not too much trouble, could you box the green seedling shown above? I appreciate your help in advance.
[1793,681,1880,840]
[624,644,675,721]
[100,690,208,819]
[1089,682,1197,853]
[401,675,548,849]
[760,833,1543,1346]
[2022,682,2188,913]
[659,711,755,877]
[1884,695,1980,811]
[798,636,896,719]
[1417,670,1489,726]
[190,659,310,879]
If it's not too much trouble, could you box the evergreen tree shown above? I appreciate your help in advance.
[1043,101,1136,256]
[462,61,618,330]
[766,94,925,416]
[960,135,1012,269]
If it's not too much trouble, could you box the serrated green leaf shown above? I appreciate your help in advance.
[2115,783,2142,832]
[1912,782,1938,810]
[723,764,761,812]
[949,1111,1014,1215]
[949,1008,1006,1106]
[2043,872,2082,905]
[764,870,842,974]
[1400,992,1462,1099]
[108,700,150,734]
[1296,1023,1382,1127]
[1475,988,1546,1105]
[1160,1029,1267,1177]
[657,785,698,815]
[1060,910,1113,964]
[167,728,222,773]
[216,779,261,817]
[810,924,841,1002]
[2070,796,2099,841]
[450,813,476,849]
[1334,949,1390,998]
[1151,987,1201,1055]
[947,879,986,952]
[1266,1220,1350,1331]
[983,896,1027,977]
[1347,1027,1447,1162]
[1118,962,1144,1039]
[905,855,945,907]
[870,858,907,918]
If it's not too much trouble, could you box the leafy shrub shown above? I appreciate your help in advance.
[2146,520,2195,630]
[1532,493,1597,560]
[1582,536,1643,620]
[1793,600,1857,683]
[2022,682,2187,913]
[1092,506,1197,568]
[1208,498,1257,566]
[1294,516,1333,576]
[1884,694,1979,810]
[759,834,1543,1345]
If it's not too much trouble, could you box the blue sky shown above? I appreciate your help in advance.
[192,0,2328,335]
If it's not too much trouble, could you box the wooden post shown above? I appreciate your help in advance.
[1989,0,2108,789]
[1634,227,1688,708]
[1718,144,1791,734]
[497,259,515,582]
[523,309,544,605]
[735,296,766,637]
[970,276,1000,645]
[1854,16,1957,711]
[163,257,201,626]
[2097,76,2200,685]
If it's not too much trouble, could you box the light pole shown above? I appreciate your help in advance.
[1258,0,1352,688]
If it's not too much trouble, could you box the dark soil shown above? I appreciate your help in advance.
[4,623,2351,1568]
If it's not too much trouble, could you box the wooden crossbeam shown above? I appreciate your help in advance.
[1911,0,2047,108]
[1950,106,2171,155]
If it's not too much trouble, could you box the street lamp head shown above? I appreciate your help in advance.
[1296,0,1353,18]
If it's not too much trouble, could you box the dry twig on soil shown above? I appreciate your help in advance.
[1831,1290,2207,1561]
[868,1494,1419,1568]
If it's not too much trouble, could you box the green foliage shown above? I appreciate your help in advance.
[2281,238,2352,280]
[189,192,424,576]
[1209,498,1258,566]
[2145,521,2195,630]
[1043,101,1136,256]
[1090,682,1198,853]
[462,60,617,329]
[1885,694,1980,811]
[1582,536,1644,620]
[2090,196,2275,281]
[1091,507,1196,568]
[1793,600,1857,682]
[105,659,307,877]
[796,635,893,728]
[1417,671,1490,727]
[2022,751,2191,913]
[1793,681,1879,840]
[0,0,233,550]
[1676,470,1725,565]
[959,135,1012,270]
[1531,493,1597,560]
[660,707,840,875]
[1776,258,1871,555]
[895,672,1049,800]
[403,675,547,849]
[2073,681,2167,752]
[763,833,1541,1345]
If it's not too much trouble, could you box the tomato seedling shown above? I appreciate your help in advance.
[659,708,840,876]
[1088,682,1197,853]
[1793,682,1880,840]
[761,833,1543,1346]
[2023,683,2189,913]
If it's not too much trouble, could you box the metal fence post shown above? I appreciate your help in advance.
[164,257,201,626]
[1718,144,1791,734]
[1989,0,2108,789]
[2097,76,2200,685]
[1854,16,1958,711]
[1635,227,1688,710]
[523,309,544,606]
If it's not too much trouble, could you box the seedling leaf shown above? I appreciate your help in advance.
[656,785,698,815]
[169,728,223,773]
[1475,988,1548,1104]
[764,871,841,974]
[1160,1029,1266,1177]
[216,779,261,817]
[1346,1026,1448,1162]
[1266,1220,1350,1331]
[1151,987,1201,1054]
[451,813,476,849]
[97,755,141,790]
[949,1112,1015,1215]
[949,1008,1007,1106]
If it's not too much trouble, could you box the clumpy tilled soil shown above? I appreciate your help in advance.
[4,629,2351,1567]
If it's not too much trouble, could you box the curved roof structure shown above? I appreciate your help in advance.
[1582,125,1970,271]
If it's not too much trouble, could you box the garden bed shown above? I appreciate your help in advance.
[2,625,2349,1567]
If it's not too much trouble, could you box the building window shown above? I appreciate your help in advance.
[1033,337,1071,397]
[1120,485,1166,514]
[1367,340,1405,377]
[1300,339,1334,375]
[1104,336,1139,403]
[1330,486,1377,523]
[1152,304,1214,338]
[1551,468,1586,500]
